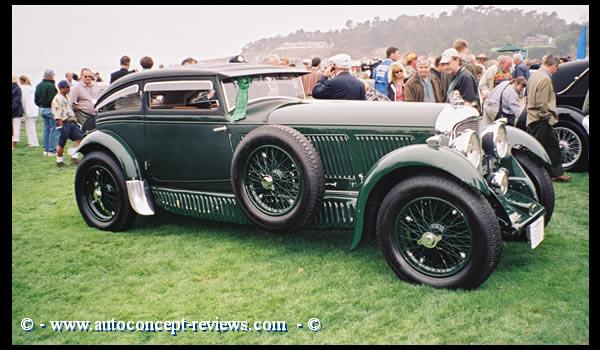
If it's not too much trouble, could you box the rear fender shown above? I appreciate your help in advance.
[75,129,142,180]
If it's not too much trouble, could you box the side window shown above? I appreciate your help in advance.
[145,80,220,111]
[97,85,141,113]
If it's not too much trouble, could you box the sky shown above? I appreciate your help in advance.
[13,5,588,73]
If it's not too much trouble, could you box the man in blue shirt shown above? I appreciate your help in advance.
[372,47,401,95]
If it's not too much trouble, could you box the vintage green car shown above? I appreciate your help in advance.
[74,64,555,289]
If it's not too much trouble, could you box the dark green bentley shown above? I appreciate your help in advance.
[74,63,554,289]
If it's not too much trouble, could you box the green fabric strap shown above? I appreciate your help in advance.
[232,77,252,121]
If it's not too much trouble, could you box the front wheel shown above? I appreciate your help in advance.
[74,151,136,231]
[376,174,502,289]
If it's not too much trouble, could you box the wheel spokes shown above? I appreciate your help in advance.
[395,197,473,277]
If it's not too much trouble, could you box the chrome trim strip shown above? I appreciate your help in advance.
[126,180,155,215]
[144,80,213,92]
[556,67,588,95]
[96,84,139,111]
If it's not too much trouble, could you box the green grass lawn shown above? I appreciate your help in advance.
[12,122,588,344]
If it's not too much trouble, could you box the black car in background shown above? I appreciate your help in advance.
[518,59,588,171]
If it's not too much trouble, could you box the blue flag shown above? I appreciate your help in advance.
[577,26,587,60]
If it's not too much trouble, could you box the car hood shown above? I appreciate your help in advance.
[267,99,447,127]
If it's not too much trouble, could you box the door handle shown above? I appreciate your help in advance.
[213,126,228,133]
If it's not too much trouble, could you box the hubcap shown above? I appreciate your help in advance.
[244,145,301,216]
[554,126,582,168]
[394,197,473,277]
[83,165,120,222]
[261,175,274,190]
[417,232,442,248]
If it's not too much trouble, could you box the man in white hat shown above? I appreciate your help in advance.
[441,47,480,111]
[312,53,366,100]
[302,59,311,70]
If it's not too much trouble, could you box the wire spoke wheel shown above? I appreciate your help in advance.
[244,145,302,216]
[83,165,121,222]
[555,126,582,169]
[394,197,473,277]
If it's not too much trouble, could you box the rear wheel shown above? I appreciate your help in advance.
[74,151,136,231]
[376,174,502,289]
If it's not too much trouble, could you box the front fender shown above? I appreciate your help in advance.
[76,130,142,180]
[506,126,551,167]
[350,144,490,251]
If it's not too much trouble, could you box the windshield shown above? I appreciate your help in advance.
[222,75,305,111]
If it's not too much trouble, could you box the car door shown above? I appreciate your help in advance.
[143,78,233,191]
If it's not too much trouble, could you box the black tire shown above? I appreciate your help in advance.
[74,151,136,231]
[376,174,502,289]
[554,120,588,172]
[513,149,555,226]
[231,125,325,233]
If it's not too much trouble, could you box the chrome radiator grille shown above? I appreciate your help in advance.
[453,118,481,137]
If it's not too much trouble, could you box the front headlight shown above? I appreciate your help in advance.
[450,129,482,168]
[481,122,509,158]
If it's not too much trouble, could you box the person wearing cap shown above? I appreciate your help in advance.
[441,48,480,111]
[404,56,444,103]
[372,47,401,95]
[312,53,366,101]
[350,60,362,77]
[403,52,417,81]
[111,55,135,84]
[476,53,488,67]
[51,80,82,167]
[34,69,59,156]
[52,80,83,168]
[302,59,311,70]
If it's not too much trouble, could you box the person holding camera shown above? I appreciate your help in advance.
[311,54,366,101]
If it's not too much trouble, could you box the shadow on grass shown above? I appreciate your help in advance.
[131,209,363,252]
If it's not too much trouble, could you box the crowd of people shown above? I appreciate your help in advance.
[11,41,577,181]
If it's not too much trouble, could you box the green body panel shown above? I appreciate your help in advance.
[506,125,552,166]
[77,129,142,180]
[349,144,492,251]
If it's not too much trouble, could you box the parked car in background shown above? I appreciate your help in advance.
[73,63,555,289]
[517,59,588,172]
